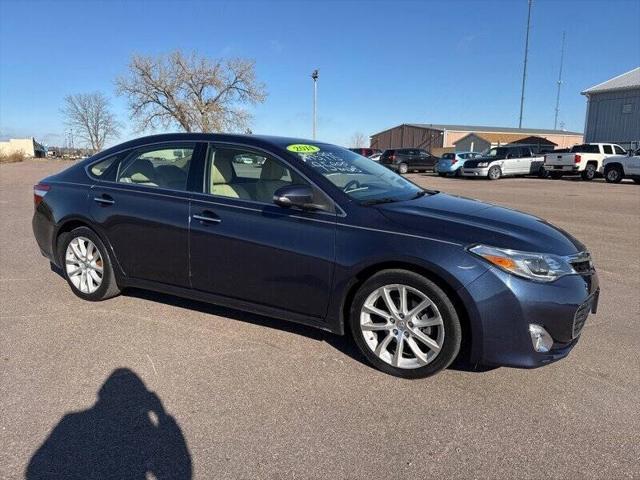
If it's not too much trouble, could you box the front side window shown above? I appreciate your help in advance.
[117,145,194,190]
[206,147,307,203]
[614,145,626,155]
[288,144,423,204]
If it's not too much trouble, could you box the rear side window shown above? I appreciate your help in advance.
[88,152,127,181]
[602,145,613,154]
[117,144,195,191]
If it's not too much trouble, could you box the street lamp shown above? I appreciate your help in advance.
[311,69,319,140]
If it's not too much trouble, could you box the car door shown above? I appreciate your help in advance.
[188,144,337,319]
[89,142,203,287]
[417,149,436,170]
[517,147,534,174]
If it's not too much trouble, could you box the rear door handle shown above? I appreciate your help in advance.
[93,195,114,205]
[192,212,221,224]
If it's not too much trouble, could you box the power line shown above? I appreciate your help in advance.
[554,31,566,130]
[518,0,533,129]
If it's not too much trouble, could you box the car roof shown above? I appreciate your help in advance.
[95,133,335,159]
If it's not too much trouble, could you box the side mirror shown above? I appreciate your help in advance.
[273,184,315,209]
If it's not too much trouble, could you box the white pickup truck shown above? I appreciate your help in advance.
[543,143,627,180]
[600,149,640,184]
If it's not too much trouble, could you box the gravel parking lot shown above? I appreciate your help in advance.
[1,159,639,479]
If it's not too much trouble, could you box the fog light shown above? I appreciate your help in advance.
[529,324,553,353]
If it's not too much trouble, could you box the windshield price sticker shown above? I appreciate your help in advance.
[286,144,321,153]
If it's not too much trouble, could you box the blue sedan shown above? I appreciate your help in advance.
[436,152,480,177]
[32,134,598,378]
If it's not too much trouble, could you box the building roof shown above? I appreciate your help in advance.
[372,123,582,136]
[581,67,640,95]
[453,133,557,146]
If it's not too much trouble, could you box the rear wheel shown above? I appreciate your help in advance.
[538,167,549,178]
[604,165,623,183]
[581,163,597,181]
[349,270,462,379]
[488,165,501,180]
[398,163,408,174]
[58,227,120,301]
[438,172,447,177]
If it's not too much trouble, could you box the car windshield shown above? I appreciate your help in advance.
[442,153,455,159]
[289,144,424,203]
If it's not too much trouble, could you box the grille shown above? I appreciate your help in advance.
[571,260,593,275]
[572,296,593,338]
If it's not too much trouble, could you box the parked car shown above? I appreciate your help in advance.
[349,148,381,158]
[368,152,382,162]
[460,146,546,180]
[600,148,640,183]
[32,133,599,378]
[543,143,626,180]
[380,148,439,174]
[436,152,481,177]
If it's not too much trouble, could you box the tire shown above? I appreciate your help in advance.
[349,269,462,379]
[398,163,408,174]
[454,168,462,177]
[581,163,597,181]
[550,172,563,179]
[634,179,640,184]
[438,172,447,177]
[58,226,120,301]
[488,165,501,180]
[604,165,623,183]
[537,167,549,179]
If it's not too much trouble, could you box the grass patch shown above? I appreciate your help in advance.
[0,151,26,163]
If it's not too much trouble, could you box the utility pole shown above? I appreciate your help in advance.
[311,69,319,140]
[518,0,533,129]
[554,31,566,130]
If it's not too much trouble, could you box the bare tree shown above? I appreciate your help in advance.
[350,132,368,147]
[116,51,267,133]
[61,92,120,152]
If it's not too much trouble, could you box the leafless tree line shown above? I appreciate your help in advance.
[61,50,268,151]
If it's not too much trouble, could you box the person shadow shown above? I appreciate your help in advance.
[25,368,192,480]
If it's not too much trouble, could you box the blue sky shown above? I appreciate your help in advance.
[1,0,639,148]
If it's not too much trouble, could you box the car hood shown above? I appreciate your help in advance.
[376,193,585,255]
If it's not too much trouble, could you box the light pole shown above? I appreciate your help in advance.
[311,69,319,140]
[518,0,532,129]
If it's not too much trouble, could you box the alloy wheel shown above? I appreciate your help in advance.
[359,284,445,369]
[65,236,104,294]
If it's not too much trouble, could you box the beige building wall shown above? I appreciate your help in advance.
[444,130,582,149]
[0,138,43,157]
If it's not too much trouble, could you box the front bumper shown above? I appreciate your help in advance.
[461,167,490,177]
[460,266,599,368]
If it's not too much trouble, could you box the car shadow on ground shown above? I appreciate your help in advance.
[124,288,493,375]
[25,368,192,480]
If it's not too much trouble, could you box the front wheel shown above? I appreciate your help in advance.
[581,163,597,181]
[488,165,501,180]
[58,227,120,301]
[398,163,408,174]
[538,167,549,179]
[349,270,462,378]
[604,165,623,183]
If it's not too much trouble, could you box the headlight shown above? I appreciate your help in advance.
[468,244,576,282]
[477,162,489,167]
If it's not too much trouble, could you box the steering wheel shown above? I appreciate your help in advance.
[343,179,361,192]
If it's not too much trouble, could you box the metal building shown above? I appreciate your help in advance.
[369,124,582,155]
[582,67,640,149]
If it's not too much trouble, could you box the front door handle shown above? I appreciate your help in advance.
[93,195,114,205]
[192,212,221,224]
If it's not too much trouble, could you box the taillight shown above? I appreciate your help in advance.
[574,154,582,164]
[451,159,457,165]
[390,154,396,162]
[34,183,50,207]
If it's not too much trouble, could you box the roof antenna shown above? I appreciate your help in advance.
[554,31,566,130]
[518,0,533,129]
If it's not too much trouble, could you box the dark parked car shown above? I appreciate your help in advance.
[380,148,439,174]
[32,134,599,378]
[348,147,381,158]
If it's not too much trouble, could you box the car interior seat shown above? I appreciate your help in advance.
[210,152,250,199]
